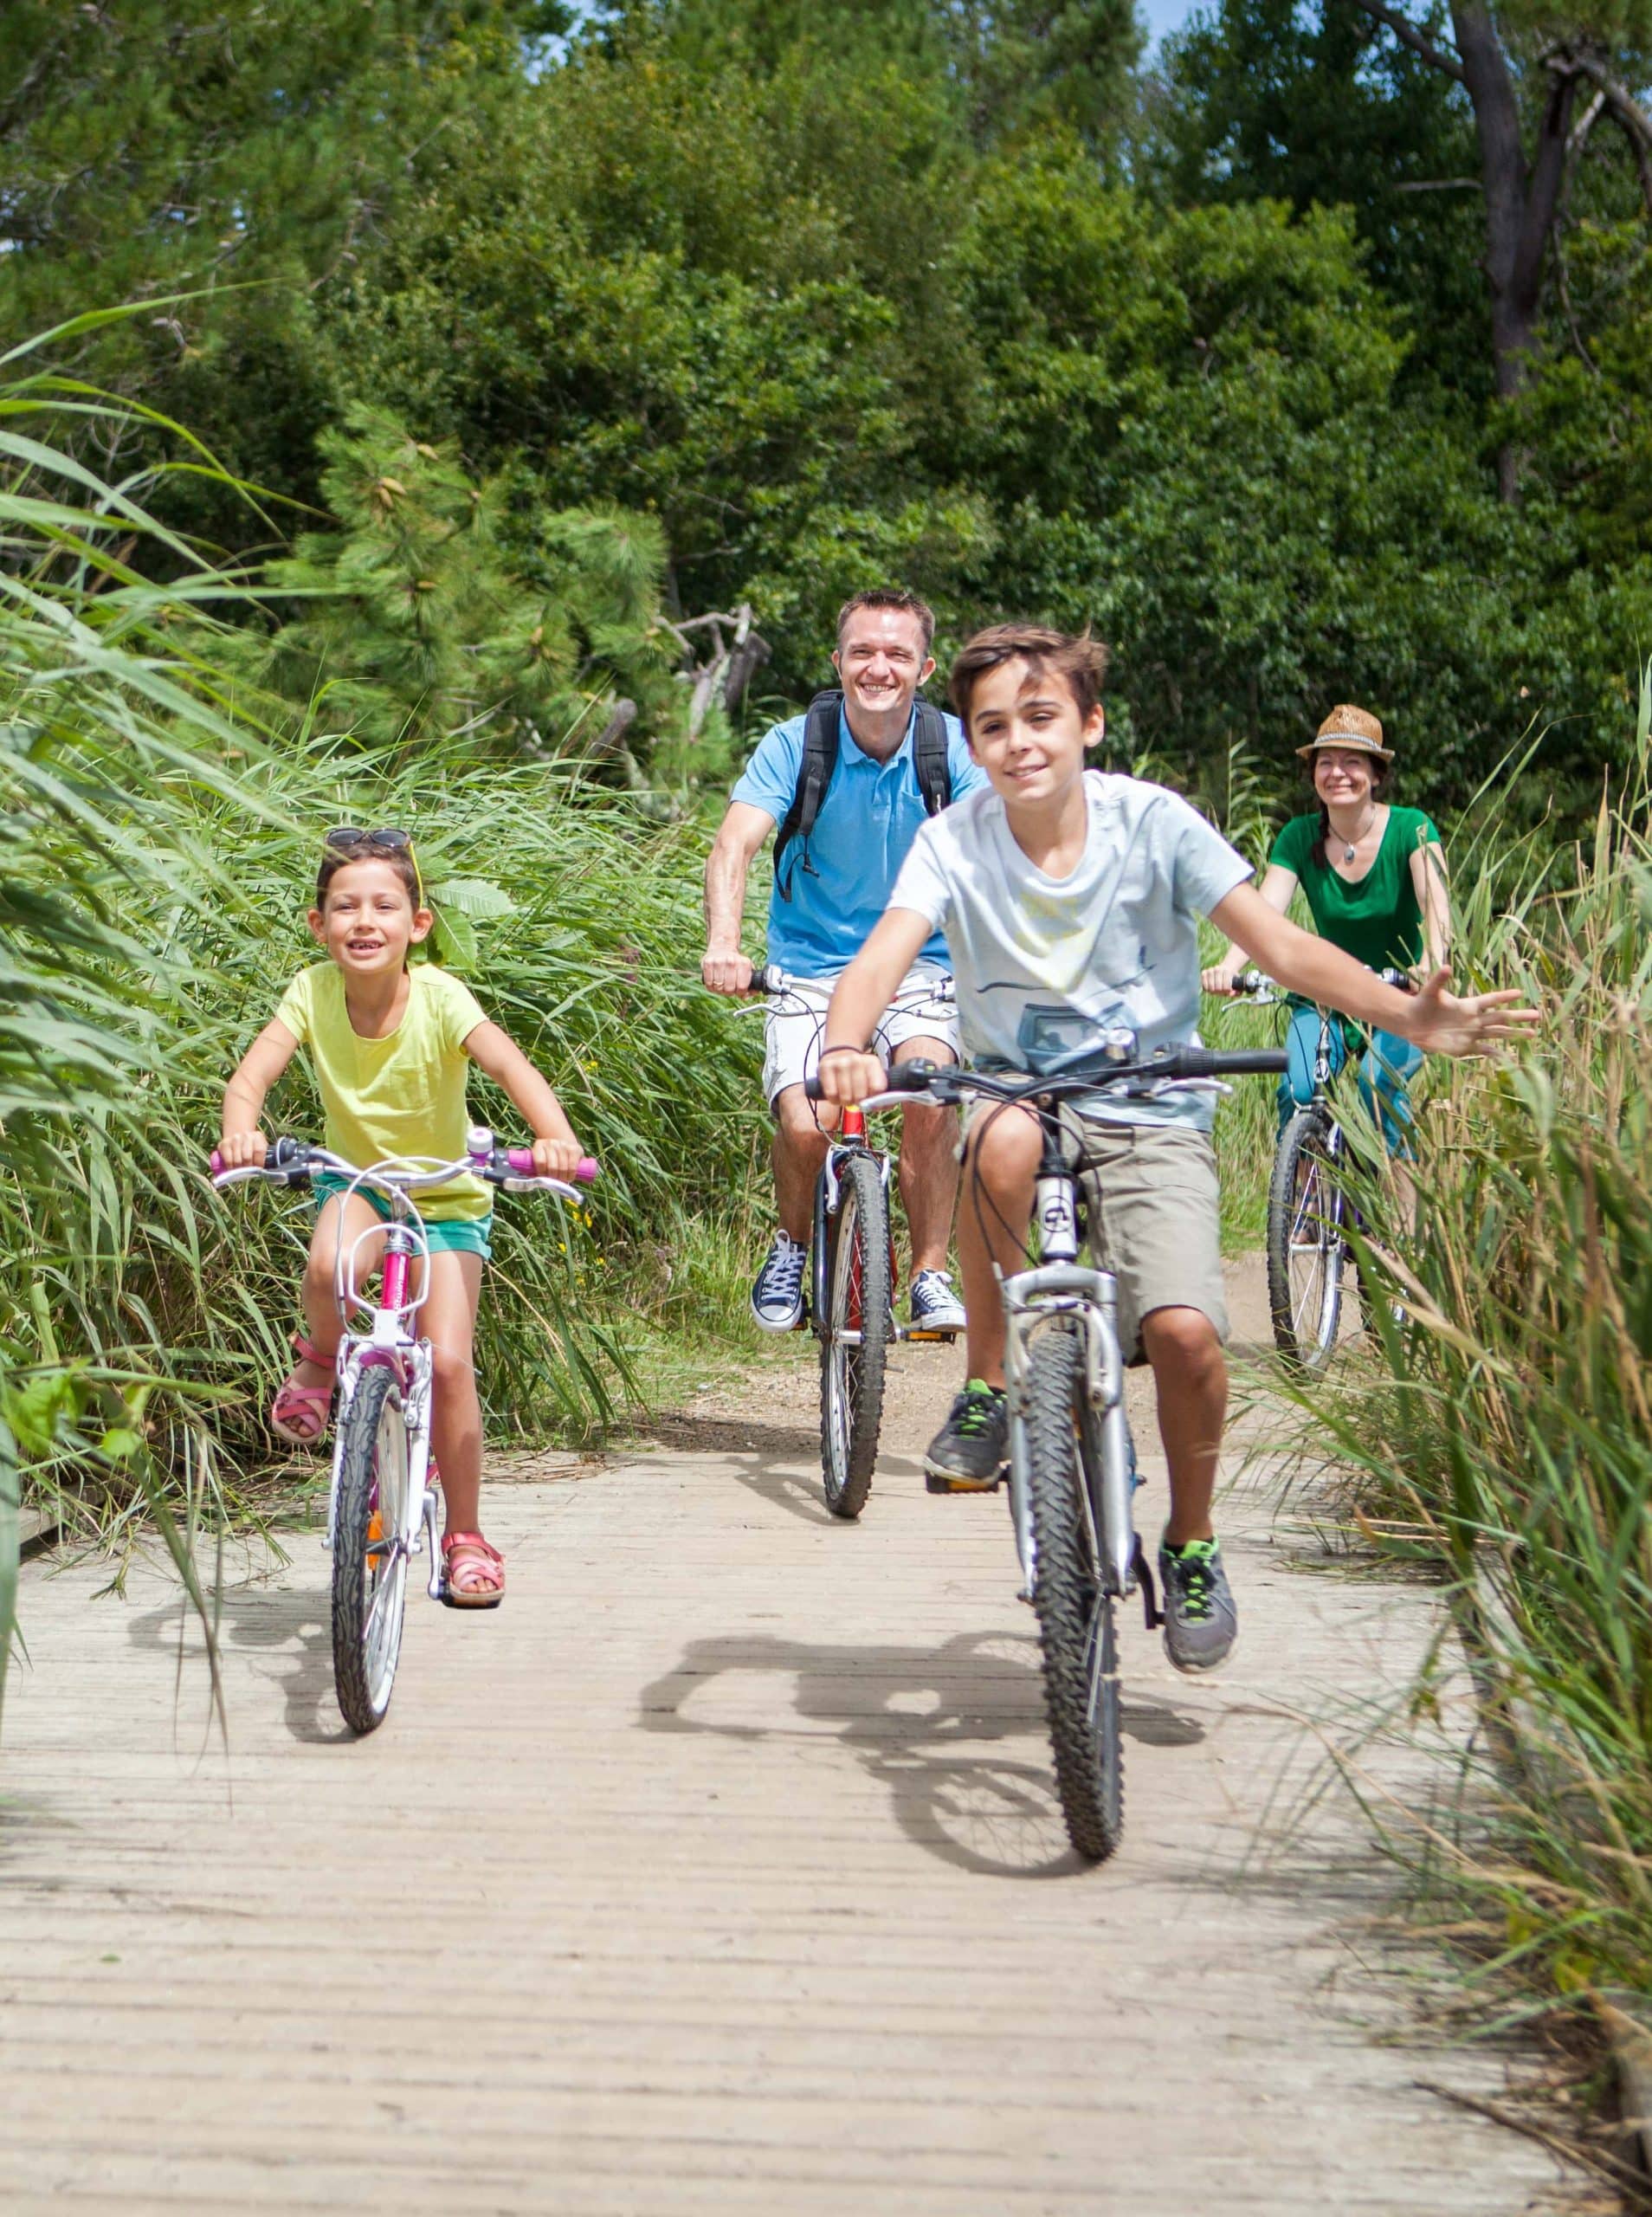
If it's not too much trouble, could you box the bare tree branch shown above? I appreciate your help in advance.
[1393,177,1482,192]
[1345,0,1465,82]
[1566,57,1652,217]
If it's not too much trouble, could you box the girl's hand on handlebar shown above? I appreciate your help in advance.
[1200,965,1239,997]
[217,1128,268,1170]
[1404,966,1542,1059]
[531,1134,587,1180]
[816,1047,887,1104]
[702,951,755,996]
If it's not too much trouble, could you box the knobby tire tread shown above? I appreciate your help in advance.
[332,1364,406,1735]
[819,1152,892,1521]
[1267,1106,1342,1373]
[1025,1321,1123,1864]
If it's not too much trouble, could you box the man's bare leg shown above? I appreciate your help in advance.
[771,1084,836,1244]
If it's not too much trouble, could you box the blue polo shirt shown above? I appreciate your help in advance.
[731,702,987,976]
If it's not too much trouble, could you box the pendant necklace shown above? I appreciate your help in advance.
[1341,806,1376,863]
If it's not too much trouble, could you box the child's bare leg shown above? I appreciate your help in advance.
[417,1250,487,1534]
[294,1193,386,1386]
[957,1105,1042,1384]
[1139,1305,1228,1546]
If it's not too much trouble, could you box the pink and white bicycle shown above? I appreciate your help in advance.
[210,1126,597,1734]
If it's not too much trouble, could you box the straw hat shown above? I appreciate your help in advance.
[1297,704,1393,764]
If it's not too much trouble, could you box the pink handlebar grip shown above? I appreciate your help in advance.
[504,1147,598,1183]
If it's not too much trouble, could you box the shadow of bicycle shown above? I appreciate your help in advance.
[125,1578,352,1748]
[639,1627,1204,1879]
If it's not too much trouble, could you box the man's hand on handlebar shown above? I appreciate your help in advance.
[814,1046,888,1104]
[701,950,755,996]
[217,1128,269,1171]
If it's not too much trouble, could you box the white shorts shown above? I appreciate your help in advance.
[761,961,961,1113]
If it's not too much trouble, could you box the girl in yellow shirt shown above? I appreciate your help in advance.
[220,831,585,1606]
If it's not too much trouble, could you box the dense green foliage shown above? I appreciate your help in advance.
[3,1,1649,816]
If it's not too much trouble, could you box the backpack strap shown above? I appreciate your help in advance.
[772,689,843,902]
[912,699,952,818]
[772,692,952,902]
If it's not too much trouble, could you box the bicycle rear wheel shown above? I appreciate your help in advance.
[332,1365,411,1735]
[1024,1319,1123,1864]
[819,1151,892,1520]
[1267,1107,1347,1372]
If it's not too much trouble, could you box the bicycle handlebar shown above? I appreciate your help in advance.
[210,1136,599,1188]
[804,1039,1287,1105]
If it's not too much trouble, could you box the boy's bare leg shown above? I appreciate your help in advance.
[295,1193,386,1386]
[956,1105,1042,1381]
[418,1250,487,1535]
[1139,1306,1228,1547]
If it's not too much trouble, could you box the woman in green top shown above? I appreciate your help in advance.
[1203,704,1451,1150]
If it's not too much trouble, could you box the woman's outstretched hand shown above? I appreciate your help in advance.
[1404,966,1541,1058]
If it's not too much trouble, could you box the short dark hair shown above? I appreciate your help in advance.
[836,588,936,656]
[948,623,1110,728]
[314,846,422,911]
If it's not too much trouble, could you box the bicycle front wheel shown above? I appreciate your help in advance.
[332,1364,412,1735]
[1267,1107,1346,1372]
[1024,1319,1123,1865]
[819,1151,892,1520]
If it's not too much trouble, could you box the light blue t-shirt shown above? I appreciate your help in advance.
[730,701,988,976]
[888,771,1254,1131]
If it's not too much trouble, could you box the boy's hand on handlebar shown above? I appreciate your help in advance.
[702,951,754,996]
[531,1134,586,1180]
[217,1129,268,1170]
[816,1047,887,1103]
[1404,966,1542,1058]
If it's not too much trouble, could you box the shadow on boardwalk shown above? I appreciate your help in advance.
[640,1627,1204,1881]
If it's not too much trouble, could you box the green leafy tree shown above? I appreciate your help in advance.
[255,407,679,759]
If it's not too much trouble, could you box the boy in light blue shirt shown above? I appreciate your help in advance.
[818,623,1538,1671]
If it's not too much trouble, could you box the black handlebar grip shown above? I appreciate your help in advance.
[1207,1050,1289,1075]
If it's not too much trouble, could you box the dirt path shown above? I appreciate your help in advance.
[0,1257,1584,2213]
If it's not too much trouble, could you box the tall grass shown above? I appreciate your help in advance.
[1306,676,1652,2032]
[0,378,762,1703]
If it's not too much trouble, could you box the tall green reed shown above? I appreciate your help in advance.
[1303,675,1652,2021]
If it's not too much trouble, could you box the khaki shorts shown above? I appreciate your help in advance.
[961,1106,1227,1363]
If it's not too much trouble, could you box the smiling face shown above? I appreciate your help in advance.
[308,857,432,977]
[1312,746,1383,811]
[964,656,1105,808]
[832,605,934,727]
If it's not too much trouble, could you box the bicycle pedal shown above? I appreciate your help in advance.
[905,1328,948,1343]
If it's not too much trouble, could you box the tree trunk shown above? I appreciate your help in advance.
[1449,1,1578,496]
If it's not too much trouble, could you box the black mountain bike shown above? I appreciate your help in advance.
[813,1031,1285,1863]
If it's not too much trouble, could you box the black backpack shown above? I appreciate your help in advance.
[772,688,952,902]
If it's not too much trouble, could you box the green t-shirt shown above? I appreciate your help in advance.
[1269,805,1442,1050]
[274,962,491,1220]
[1269,805,1441,973]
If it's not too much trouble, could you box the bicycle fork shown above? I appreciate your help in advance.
[998,1144,1157,1625]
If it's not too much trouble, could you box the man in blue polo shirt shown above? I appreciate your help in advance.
[703,588,987,1332]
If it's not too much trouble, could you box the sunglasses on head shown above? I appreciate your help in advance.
[321,825,423,903]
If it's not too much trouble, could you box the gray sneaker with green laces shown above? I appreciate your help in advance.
[922,1380,1008,1494]
[1158,1536,1237,1672]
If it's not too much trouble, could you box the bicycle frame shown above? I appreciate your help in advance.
[999,1127,1136,1608]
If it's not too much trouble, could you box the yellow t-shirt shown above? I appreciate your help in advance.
[274,963,492,1221]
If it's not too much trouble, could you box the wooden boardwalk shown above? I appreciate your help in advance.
[0,1322,1577,2214]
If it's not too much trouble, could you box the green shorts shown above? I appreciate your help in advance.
[312,1172,494,1261]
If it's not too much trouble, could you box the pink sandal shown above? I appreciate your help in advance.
[270,1332,335,1447]
[441,1530,506,1610]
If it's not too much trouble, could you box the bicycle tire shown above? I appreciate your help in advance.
[1267,1107,1345,1372]
[819,1151,892,1520]
[1024,1319,1123,1864]
[332,1364,411,1735]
